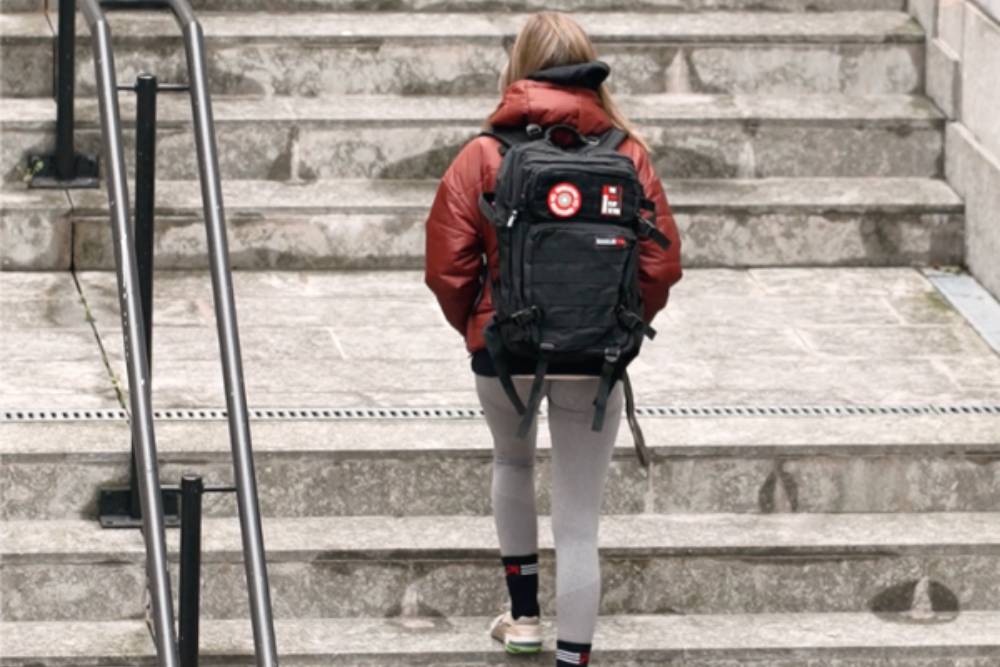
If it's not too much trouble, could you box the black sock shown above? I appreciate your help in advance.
[501,554,539,619]
[556,640,592,666]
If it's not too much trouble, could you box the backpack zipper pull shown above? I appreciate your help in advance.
[506,209,519,227]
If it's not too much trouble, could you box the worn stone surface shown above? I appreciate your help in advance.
[0,11,924,97]
[0,188,72,270]
[5,411,1000,463]
[937,0,966,54]
[676,209,962,267]
[3,513,1000,620]
[908,0,938,33]
[946,123,1000,298]
[0,273,120,409]
[4,611,1000,667]
[185,0,910,11]
[0,13,52,98]
[67,268,1000,410]
[0,120,57,184]
[67,177,964,217]
[66,40,923,98]
[0,0,44,10]
[926,37,961,119]
[67,177,964,269]
[961,4,1000,160]
[73,211,428,270]
[6,443,1000,520]
[1,94,945,183]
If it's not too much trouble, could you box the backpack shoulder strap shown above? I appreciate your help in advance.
[586,127,629,153]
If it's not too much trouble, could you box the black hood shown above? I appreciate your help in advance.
[527,60,611,91]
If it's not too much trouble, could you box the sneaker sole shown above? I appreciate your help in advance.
[505,640,543,654]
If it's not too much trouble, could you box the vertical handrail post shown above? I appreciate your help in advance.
[54,0,77,180]
[99,73,181,529]
[79,2,179,666]
[135,72,158,350]
[29,0,99,188]
[130,72,159,520]
[179,475,204,667]
[175,5,279,663]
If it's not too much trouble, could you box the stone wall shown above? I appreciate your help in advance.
[910,0,1000,298]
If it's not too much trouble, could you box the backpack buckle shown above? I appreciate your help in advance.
[637,215,671,250]
[604,347,621,363]
[618,307,657,340]
[511,306,540,326]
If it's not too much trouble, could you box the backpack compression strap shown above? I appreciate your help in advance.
[622,371,650,468]
[516,343,553,438]
[484,321,526,415]
[591,348,621,433]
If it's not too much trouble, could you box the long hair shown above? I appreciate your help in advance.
[491,12,649,151]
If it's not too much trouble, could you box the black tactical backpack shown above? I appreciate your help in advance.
[477,123,671,466]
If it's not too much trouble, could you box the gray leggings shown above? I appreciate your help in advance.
[476,374,624,644]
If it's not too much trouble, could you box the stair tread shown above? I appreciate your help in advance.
[3,611,999,661]
[0,10,924,42]
[0,94,944,128]
[2,410,999,460]
[0,186,71,211]
[4,512,1000,562]
[60,177,963,215]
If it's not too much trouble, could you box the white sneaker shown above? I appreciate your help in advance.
[489,610,543,654]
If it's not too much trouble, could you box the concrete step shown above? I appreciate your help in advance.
[2,512,998,621]
[0,0,910,11]
[6,267,997,409]
[56,177,963,270]
[0,0,40,13]
[188,0,911,12]
[2,94,946,185]
[0,187,72,270]
[63,267,999,408]
[2,412,999,521]
[3,611,997,666]
[2,11,924,98]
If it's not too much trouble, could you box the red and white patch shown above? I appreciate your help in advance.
[595,236,627,248]
[547,182,582,218]
[601,184,622,217]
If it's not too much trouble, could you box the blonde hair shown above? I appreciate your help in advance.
[492,12,649,151]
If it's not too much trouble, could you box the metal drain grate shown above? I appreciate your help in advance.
[635,404,1000,418]
[2,403,999,423]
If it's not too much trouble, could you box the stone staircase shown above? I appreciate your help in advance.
[3,0,1000,665]
[2,266,1000,665]
[0,2,965,271]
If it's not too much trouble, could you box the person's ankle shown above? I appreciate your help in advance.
[556,639,591,666]
[501,554,540,619]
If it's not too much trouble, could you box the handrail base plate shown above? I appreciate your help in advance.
[98,485,182,529]
[27,153,101,190]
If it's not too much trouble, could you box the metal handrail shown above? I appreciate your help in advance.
[78,1,279,665]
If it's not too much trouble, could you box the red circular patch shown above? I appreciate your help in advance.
[547,182,582,218]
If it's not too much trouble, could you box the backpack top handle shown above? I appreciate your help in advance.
[543,123,599,148]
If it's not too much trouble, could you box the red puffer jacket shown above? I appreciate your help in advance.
[425,78,682,353]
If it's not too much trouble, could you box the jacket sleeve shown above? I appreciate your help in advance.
[629,142,683,324]
[424,142,487,334]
